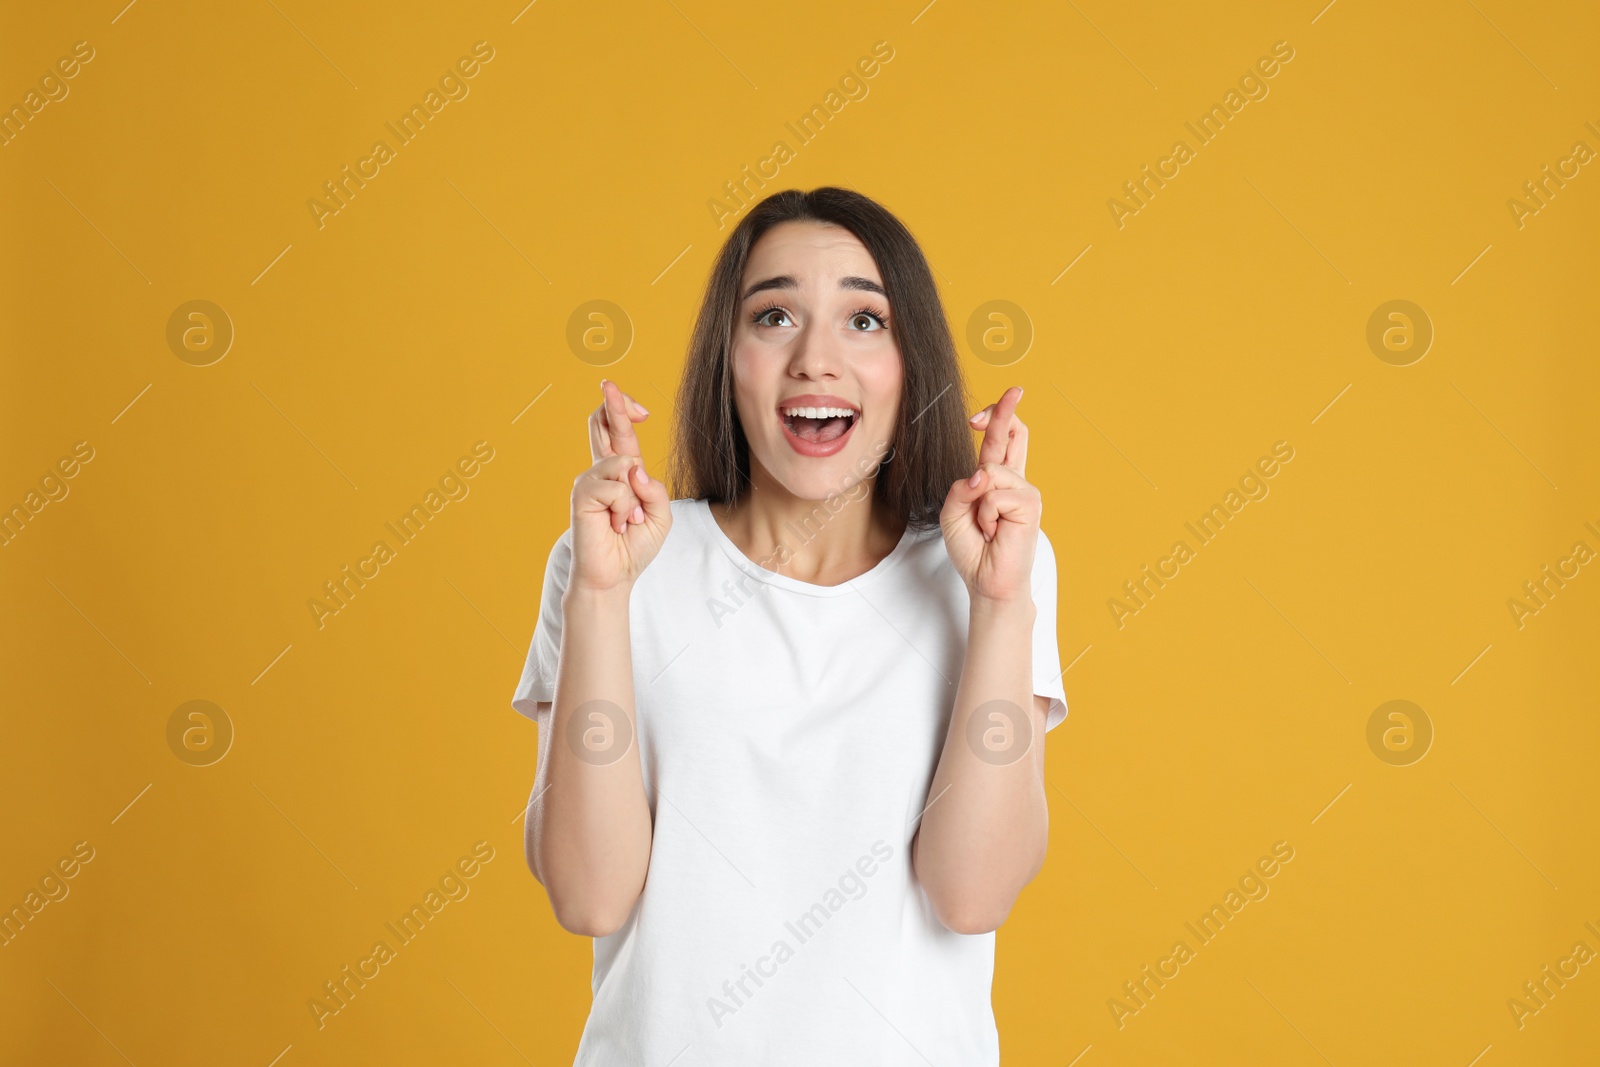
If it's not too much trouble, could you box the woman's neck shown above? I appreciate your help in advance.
[707,470,906,587]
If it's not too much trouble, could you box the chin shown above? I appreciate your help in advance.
[758,441,882,504]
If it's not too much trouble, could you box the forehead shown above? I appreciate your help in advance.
[740,221,882,290]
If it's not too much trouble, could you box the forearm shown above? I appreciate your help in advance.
[913,595,1048,934]
[530,584,653,935]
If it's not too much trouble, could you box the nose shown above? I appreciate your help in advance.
[786,319,844,382]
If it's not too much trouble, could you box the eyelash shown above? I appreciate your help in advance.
[749,301,889,331]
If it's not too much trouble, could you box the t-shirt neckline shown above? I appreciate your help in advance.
[690,498,922,598]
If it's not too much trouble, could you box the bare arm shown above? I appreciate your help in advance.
[912,608,1051,934]
[525,583,653,936]
[916,386,1055,934]
[523,381,670,937]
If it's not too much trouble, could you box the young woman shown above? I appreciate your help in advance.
[512,187,1068,1065]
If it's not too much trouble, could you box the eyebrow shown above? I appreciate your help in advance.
[740,275,887,301]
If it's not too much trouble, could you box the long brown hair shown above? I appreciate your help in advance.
[666,187,975,531]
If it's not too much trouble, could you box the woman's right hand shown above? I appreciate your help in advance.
[568,379,672,593]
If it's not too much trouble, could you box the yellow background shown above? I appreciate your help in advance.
[3,0,1596,1064]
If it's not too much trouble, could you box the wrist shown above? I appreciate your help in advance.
[969,591,1035,625]
[563,581,633,610]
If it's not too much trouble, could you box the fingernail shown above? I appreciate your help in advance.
[636,402,651,416]
[631,506,644,524]
[969,412,983,424]
[968,470,982,488]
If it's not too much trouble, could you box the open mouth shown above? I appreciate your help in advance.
[778,401,859,457]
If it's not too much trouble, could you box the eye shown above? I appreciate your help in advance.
[750,302,792,328]
[848,306,889,332]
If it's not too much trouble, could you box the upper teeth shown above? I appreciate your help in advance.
[782,405,855,419]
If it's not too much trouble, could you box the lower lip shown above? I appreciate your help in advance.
[780,413,857,457]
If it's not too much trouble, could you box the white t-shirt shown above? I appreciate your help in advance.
[512,497,1068,1066]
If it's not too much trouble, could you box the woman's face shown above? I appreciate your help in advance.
[730,221,903,503]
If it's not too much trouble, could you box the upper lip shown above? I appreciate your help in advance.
[777,394,860,416]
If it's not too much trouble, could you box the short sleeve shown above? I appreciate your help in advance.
[511,527,573,719]
[1030,528,1069,732]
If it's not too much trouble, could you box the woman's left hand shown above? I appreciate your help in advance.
[939,386,1042,605]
